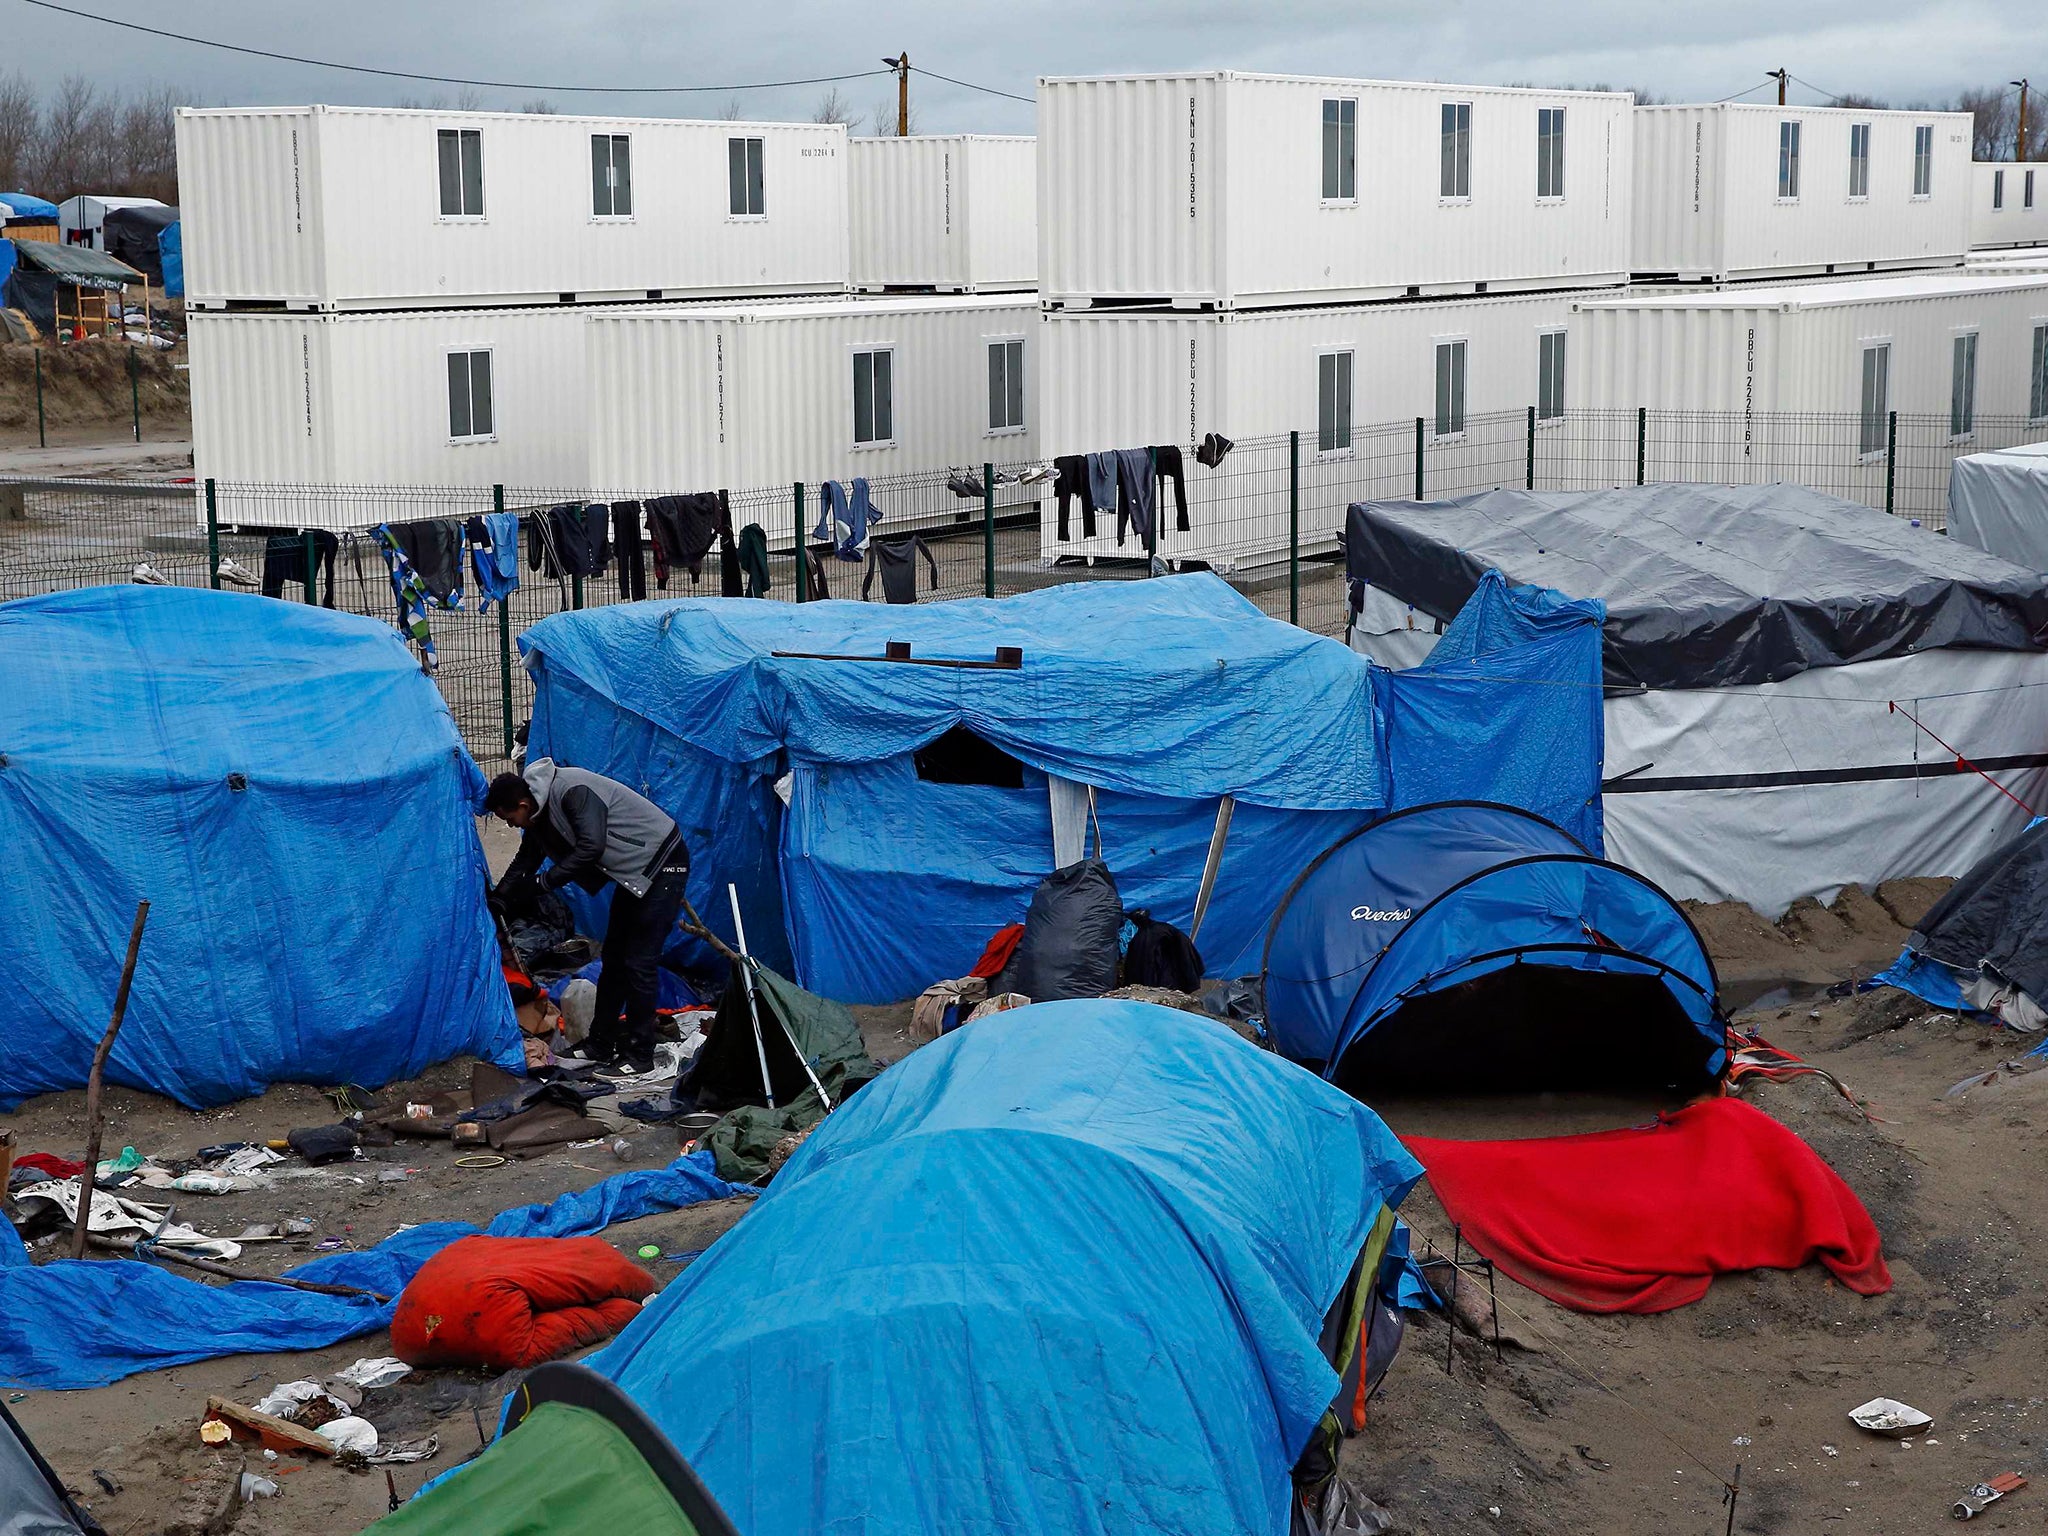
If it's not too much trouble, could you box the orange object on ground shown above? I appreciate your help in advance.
[390,1235,656,1371]
[1406,1097,1891,1314]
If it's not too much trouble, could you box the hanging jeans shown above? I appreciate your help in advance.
[1114,448,1157,547]
[611,502,647,601]
[1086,453,1120,524]
[1054,455,1097,541]
[1151,444,1191,532]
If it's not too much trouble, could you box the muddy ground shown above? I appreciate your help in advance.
[0,339,190,451]
[5,874,2045,1535]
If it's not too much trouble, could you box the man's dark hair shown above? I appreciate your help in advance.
[483,772,537,815]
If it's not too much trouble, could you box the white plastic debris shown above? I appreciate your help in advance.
[316,1416,379,1455]
[252,1380,351,1420]
[332,1357,411,1391]
[240,1472,278,1501]
[1848,1398,1933,1438]
[215,1146,285,1177]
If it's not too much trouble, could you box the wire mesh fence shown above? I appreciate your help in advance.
[3,405,2039,763]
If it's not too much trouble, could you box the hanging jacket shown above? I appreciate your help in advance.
[861,534,940,604]
[388,518,465,607]
[800,546,832,601]
[737,523,772,597]
[501,758,683,900]
[373,524,441,674]
[465,512,521,610]
[530,504,611,578]
[813,478,880,561]
[645,492,724,587]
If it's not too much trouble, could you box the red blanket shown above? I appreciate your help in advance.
[1406,1098,1890,1314]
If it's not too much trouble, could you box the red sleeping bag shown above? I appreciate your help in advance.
[1406,1097,1891,1314]
[390,1235,658,1371]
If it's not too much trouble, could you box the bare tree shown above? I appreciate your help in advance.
[115,85,180,202]
[1952,85,2016,159]
[718,96,746,121]
[0,70,41,191]
[868,97,919,135]
[453,88,486,112]
[37,75,121,196]
[811,88,862,131]
[520,98,558,115]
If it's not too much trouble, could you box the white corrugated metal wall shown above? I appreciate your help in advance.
[1970,162,2048,249]
[849,136,1035,291]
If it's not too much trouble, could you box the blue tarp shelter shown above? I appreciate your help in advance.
[521,576,1386,1003]
[0,587,520,1109]
[0,239,14,298]
[587,1000,1423,1536]
[159,219,183,297]
[1262,801,1723,1092]
[0,193,59,220]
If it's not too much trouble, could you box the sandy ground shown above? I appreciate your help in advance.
[5,873,2045,1535]
[0,438,192,479]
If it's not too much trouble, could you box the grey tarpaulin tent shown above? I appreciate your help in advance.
[1949,442,2048,573]
[0,240,142,334]
[1344,482,2048,916]
[1,1394,104,1534]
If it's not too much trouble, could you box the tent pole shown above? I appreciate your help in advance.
[1189,795,1235,943]
[727,884,778,1109]
[728,883,834,1112]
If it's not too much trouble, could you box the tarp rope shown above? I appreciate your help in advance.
[1887,701,2039,816]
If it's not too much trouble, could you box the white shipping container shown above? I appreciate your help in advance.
[1632,104,1972,280]
[1038,73,1632,310]
[176,106,851,310]
[1970,161,2048,249]
[849,135,1035,292]
[191,304,632,528]
[1037,291,1586,565]
[585,294,1041,509]
[56,194,169,251]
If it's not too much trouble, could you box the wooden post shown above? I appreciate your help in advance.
[71,900,151,1260]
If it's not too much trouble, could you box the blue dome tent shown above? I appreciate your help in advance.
[1263,801,1724,1095]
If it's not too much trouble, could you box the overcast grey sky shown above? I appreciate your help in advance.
[8,0,2039,129]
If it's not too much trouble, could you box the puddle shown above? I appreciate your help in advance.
[1722,977,1838,1014]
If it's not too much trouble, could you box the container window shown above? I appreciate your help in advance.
[1848,123,1870,199]
[1317,350,1353,454]
[1992,168,2005,211]
[1440,102,1472,198]
[2028,169,2037,209]
[987,339,1025,433]
[728,136,765,217]
[1913,125,1933,196]
[1434,340,1467,439]
[592,134,633,217]
[1322,98,1356,200]
[1538,330,1566,421]
[447,349,493,441]
[1859,344,1890,456]
[853,348,894,445]
[1950,332,1978,439]
[1536,108,1566,199]
[1777,120,1800,200]
[437,129,484,217]
[2029,324,2047,421]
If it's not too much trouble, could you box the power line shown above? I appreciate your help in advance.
[1714,79,1777,104]
[16,0,893,95]
[910,65,1034,106]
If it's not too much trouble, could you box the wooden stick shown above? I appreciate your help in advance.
[71,900,150,1260]
[677,893,741,964]
[87,1232,390,1302]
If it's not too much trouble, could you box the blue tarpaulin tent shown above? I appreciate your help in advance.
[0,587,520,1109]
[586,1000,1423,1536]
[0,193,59,220]
[159,219,183,297]
[521,576,1386,1002]
[1262,801,1723,1092]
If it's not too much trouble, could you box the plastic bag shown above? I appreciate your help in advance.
[1003,860,1123,1003]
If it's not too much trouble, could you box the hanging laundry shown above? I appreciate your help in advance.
[529,504,611,579]
[812,479,881,561]
[373,525,442,674]
[1196,431,1234,468]
[610,502,647,601]
[861,534,940,605]
[1085,453,1119,524]
[1114,447,1157,547]
[717,492,741,597]
[1053,455,1097,541]
[801,546,832,601]
[947,469,986,500]
[737,523,771,598]
[387,519,466,608]
[465,512,521,611]
[1151,445,1191,532]
[259,531,337,606]
[645,493,724,588]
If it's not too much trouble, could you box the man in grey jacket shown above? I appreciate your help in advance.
[485,759,689,1074]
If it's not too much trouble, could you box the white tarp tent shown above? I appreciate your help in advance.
[1345,483,2048,917]
[1949,441,2048,573]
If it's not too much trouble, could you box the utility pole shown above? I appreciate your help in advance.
[1770,69,1789,107]
[2015,79,2030,162]
[882,53,910,136]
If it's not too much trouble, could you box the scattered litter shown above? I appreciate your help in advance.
[636,1244,662,1261]
[214,1146,285,1177]
[332,1358,411,1392]
[455,1154,508,1169]
[91,1469,121,1495]
[1822,1444,1839,1457]
[1733,1435,1752,1446]
[252,1379,351,1421]
[658,1248,705,1266]
[144,1170,270,1195]
[281,1217,316,1236]
[377,1168,412,1184]
[1955,1472,2028,1520]
[368,1433,440,1465]
[240,1472,279,1501]
[316,1416,379,1455]
[94,1146,147,1180]
[199,1418,232,1446]
[205,1395,338,1457]
[1574,1445,1612,1472]
[10,1180,242,1259]
[1849,1398,1933,1437]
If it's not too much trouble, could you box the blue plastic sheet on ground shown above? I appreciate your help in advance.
[587,1001,1422,1536]
[0,588,520,1109]
[0,1151,745,1390]
[1872,947,1969,1011]
[0,1218,25,1269]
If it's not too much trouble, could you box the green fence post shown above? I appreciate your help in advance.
[1526,405,1536,490]
[302,528,317,602]
[495,486,514,759]
[205,478,221,590]
[982,463,996,599]
[794,482,808,602]
[128,345,141,444]
[1288,429,1301,627]
[1414,417,1425,501]
[1636,406,1648,486]
[34,350,46,448]
[1885,411,1898,517]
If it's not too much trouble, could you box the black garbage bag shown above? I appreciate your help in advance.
[1002,859,1124,1002]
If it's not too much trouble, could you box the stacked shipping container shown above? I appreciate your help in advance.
[1971,161,2048,250]
[849,136,1036,292]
